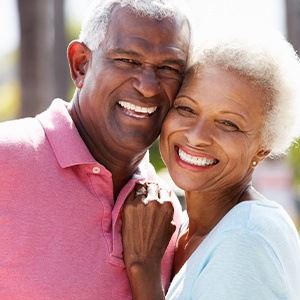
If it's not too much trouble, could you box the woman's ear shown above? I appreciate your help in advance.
[252,149,271,167]
[67,40,90,88]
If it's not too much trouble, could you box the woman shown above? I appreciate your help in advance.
[122,30,300,299]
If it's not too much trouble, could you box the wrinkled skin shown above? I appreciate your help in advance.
[122,187,176,299]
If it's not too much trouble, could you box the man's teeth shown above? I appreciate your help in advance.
[178,148,217,166]
[118,101,157,114]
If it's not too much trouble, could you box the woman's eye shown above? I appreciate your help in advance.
[220,120,240,131]
[175,106,195,116]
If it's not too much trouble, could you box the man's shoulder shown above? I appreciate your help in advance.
[0,115,46,166]
[0,117,41,143]
[0,99,69,153]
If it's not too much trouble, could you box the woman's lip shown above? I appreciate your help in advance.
[175,145,218,160]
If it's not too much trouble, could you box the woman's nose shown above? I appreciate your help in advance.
[186,119,213,147]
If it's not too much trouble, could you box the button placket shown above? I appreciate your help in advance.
[92,166,101,174]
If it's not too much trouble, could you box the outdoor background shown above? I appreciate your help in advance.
[1,0,300,228]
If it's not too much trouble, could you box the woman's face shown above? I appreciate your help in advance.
[160,66,269,192]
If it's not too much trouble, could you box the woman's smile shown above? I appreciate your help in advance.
[176,146,218,167]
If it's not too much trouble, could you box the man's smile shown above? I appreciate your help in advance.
[118,100,158,118]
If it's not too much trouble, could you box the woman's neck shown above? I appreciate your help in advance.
[173,183,256,276]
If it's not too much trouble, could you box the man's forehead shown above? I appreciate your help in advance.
[106,7,190,46]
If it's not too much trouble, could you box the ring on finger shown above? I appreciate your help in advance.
[135,186,147,197]
[158,188,171,204]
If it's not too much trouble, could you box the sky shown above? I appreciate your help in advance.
[0,0,286,58]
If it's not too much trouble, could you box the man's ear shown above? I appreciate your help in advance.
[67,41,90,88]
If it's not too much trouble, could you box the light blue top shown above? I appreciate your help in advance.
[166,200,300,300]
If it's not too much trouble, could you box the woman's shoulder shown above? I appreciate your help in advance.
[214,200,300,270]
[169,201,300,299]
[229,200,297,237]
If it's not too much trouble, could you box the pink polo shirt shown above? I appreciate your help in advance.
[0,99,182,299]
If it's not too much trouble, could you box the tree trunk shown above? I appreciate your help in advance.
[54,0,69,101]
[286,0,300,53]
[18,0,67,118]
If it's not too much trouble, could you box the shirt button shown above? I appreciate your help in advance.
[92,166,101,174]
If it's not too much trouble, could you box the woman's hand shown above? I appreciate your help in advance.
[122,183,175,300]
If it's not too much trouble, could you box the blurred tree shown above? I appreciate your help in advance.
[54,0,69,101]
[286,0,300,187]
[17,0,68,118]
[286,0,300,52]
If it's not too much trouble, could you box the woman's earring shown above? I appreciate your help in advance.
[252,161,257,166]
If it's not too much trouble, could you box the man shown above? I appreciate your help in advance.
[0,0,191,298]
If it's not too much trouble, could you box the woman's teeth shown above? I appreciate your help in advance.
[178,148,217,166]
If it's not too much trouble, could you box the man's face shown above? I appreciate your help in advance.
[73,6,190,161]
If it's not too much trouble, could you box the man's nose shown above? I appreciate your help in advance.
[131,67,160,98]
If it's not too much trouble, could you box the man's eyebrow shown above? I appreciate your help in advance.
[111,48,186,67]
[163,58,187,68]
[111,48,142,58]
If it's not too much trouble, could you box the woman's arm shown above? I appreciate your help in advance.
[122,187,175,300]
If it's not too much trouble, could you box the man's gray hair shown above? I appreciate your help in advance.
[79,0,193,51]
[189,29,300,157]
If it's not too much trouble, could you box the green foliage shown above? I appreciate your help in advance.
[149,138,166,171]
[66,17,81,42]
[0,80,20,121]
[0,51,20,121]
[289,140,300,187]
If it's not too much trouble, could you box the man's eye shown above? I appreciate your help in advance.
[115,58,137,64]
[159,65,180,73]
